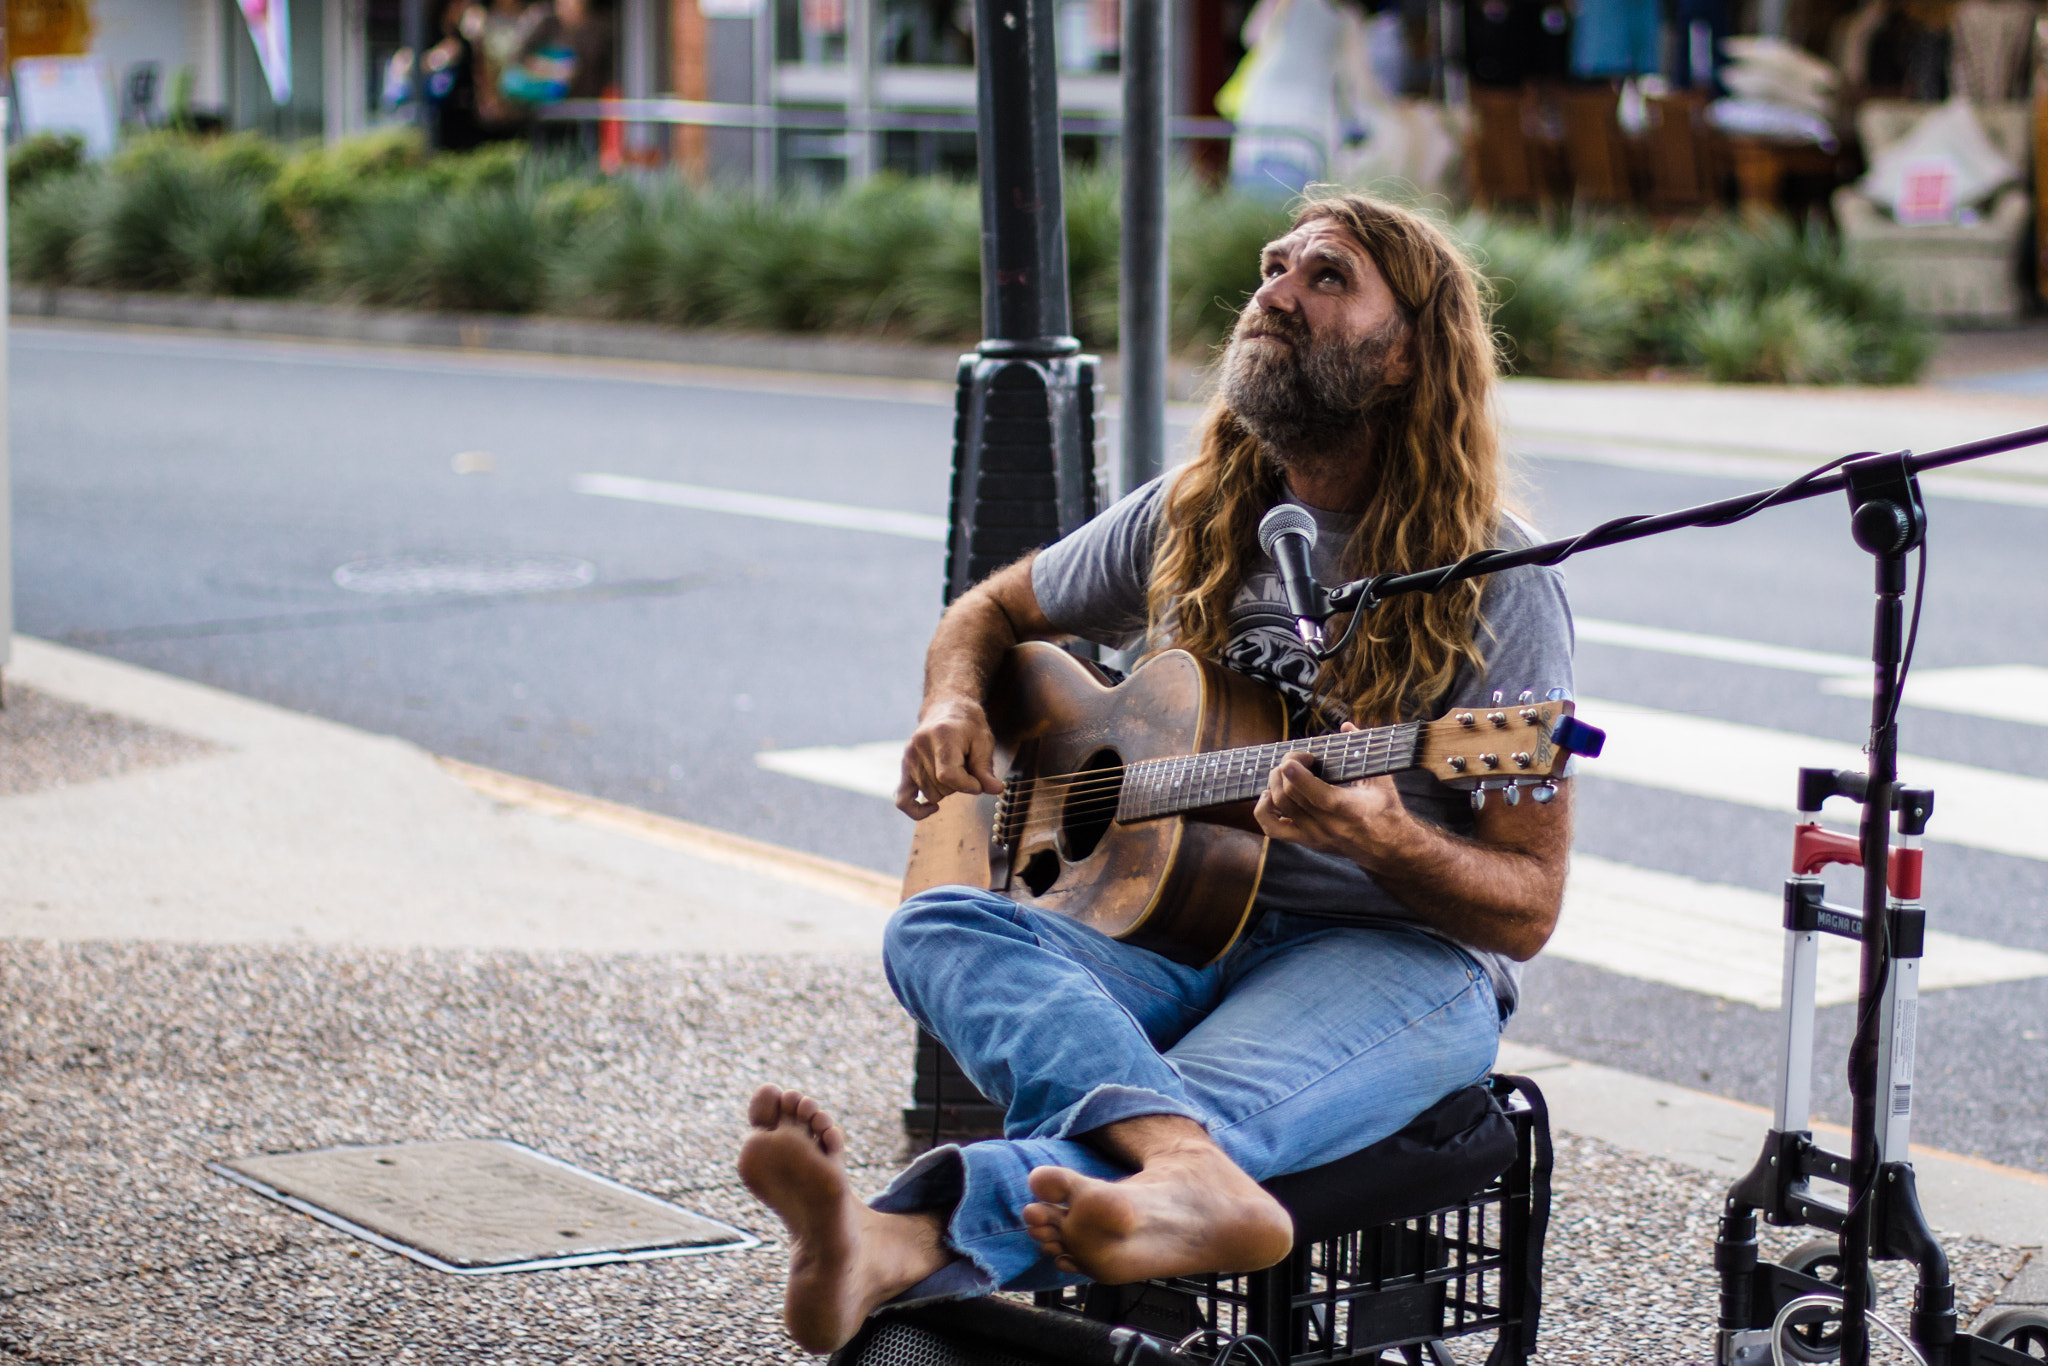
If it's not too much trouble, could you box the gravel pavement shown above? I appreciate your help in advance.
[0,638,2035,1362]
[0,682,218,797]
[0,940,2028,1365]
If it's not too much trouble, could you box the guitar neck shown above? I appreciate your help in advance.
[1116,722,1424,822]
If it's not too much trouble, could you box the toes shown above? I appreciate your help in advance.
[793,1095,822,1125]
[778,1089,808,1119]
[818,1123,846,1158]
[806,1106,833,1137]
[748,1085,783,1128]
[1026,1166,1077,1205]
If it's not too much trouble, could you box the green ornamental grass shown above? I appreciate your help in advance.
[4,128,1936,385]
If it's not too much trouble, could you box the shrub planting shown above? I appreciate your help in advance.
[7,129,1934,384]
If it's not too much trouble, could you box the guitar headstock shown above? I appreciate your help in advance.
[1417,690,1604,798]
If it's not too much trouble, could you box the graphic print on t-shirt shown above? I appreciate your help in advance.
[1219,571,1333,724]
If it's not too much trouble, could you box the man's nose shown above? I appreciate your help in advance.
[1252,269,1299,315]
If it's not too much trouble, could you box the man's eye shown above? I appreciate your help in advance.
[1318,270,1345,286]
[1263,263,1285,278]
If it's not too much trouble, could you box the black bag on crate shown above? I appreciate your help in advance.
[833,1075,1553,1366]
[833,1294,1198,1366]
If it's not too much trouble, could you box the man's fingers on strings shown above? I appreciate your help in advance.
[966,733,1005,796]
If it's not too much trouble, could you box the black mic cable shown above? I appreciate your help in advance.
[1257,504,1328,650]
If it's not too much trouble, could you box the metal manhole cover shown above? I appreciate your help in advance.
[333,553,596,596]
[211,1139,755,1273]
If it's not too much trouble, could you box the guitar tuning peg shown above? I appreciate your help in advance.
[1469,788,1487,811]
[1547,688,1569,702]
[1490,690,1504,705]
[1517,689,1536,705]
[1504,783,1521,806]
[1530,780,1558,804]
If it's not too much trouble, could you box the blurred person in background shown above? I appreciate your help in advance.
[477,0,551,134]
[506,0,617,104]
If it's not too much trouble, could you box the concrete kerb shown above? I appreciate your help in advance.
[9,285,1219,400]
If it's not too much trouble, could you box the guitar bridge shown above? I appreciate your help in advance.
[989,767,1025,892]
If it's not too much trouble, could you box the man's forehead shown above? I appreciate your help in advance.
[1261,222,1366,264]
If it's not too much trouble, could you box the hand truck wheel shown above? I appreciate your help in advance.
[1773,1237,1881,1364]
[1973,1307,2048,1361]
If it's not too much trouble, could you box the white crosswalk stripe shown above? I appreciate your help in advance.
[1576,697,2048,863]
[755,710,2048,1008]
[1579,619,2048,728]
[1555,856,2048,1008]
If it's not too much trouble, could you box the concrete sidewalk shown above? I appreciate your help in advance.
[0,636,2039,1363]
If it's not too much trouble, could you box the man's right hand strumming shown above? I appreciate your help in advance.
[896,696,1004,819]
[895,556,1059,821]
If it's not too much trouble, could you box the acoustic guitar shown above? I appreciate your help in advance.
[902,641,1602,966]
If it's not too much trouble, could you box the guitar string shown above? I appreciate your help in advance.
[1001,735,1415,825]
[1002,737,1414,814]
[993,725,1419,801]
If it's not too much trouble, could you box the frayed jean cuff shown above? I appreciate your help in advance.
[1043,1082,1206,1142]
[868,1145,1000,1298]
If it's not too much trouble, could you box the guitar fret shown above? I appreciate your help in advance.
[1115,721,1424,822]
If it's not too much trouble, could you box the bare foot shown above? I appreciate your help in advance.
[736,1085,948,1352]
[1020,1143,1293,1284]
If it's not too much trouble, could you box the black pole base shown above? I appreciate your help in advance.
[944,348,1102,603]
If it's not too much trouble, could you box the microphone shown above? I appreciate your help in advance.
[1257,504,1328,650]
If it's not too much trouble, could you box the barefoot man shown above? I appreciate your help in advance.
[738,194,1576,1354]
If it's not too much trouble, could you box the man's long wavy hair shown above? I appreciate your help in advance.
[1144,193,1504,727]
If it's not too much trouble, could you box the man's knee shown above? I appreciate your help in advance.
[883,886,1024,973]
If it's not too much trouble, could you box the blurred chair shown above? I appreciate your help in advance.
[1561,84,1639,202]
[1645,89,1727,210]
[1833,99,2032,321]
[1469,85,1568,206]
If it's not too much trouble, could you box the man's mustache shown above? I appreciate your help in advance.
[1237,308,1312,349]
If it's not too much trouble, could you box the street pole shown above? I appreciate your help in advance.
[1118,0,1169,497]
[1,95,12,698]
[912,0,1102,1146]
[942,0,1100,603]
[847,0,875,182]
[752,0,774,196]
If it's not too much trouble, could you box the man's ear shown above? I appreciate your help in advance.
[1384,328,1415,387]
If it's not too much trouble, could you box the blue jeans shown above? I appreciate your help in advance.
[872,885,1504,1297]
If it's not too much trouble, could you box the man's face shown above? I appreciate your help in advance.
[1218,221,1412,470]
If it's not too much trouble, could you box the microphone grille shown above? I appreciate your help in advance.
[1257,503,1319,556]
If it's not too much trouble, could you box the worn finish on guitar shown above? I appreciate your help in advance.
[902,642,1286,965]
[901,642,1581,966]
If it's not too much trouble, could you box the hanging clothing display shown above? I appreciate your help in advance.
[1569,0,1663,78]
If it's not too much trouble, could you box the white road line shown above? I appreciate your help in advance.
[1579,697,2048,862]
[1819,665,2048,728]
[1578,618,1865,676]
[756,741,904,799]
[574,474,949,541]
[1580,619,2048,728]
[1557,855,2048,1007]
[1519,440,2048,508]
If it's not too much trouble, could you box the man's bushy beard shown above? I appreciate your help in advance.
[1217,304,1408,478]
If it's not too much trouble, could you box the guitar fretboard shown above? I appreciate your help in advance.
[1115,722,1423,821]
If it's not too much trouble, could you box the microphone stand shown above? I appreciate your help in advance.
[1309,424,2048,1366]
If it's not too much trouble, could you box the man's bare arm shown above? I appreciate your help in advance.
[896,555,1063,819]
[1254,753,1571,961]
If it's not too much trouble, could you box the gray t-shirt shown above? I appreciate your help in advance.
[1029,475,1575,1013]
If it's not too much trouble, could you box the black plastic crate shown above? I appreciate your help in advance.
[1038,1078,1548,1365]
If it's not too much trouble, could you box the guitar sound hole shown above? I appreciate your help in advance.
[1057,748,1122,864]
[1020,850,1060,897]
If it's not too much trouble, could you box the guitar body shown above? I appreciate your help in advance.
[902,642,1289,967]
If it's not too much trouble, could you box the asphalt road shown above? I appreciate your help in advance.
[11,322,2047,1176]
